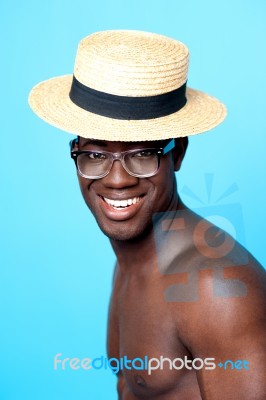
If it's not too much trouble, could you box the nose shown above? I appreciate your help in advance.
[101,159,139,188]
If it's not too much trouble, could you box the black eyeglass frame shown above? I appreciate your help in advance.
[69,138,175,179]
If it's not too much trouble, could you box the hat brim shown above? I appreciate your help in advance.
[28,75,227,141]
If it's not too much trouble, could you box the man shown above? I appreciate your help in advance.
[29,30,266,399]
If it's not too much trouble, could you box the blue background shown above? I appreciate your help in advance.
[1,0,265,398]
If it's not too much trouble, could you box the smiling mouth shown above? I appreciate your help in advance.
[101,196,142,210]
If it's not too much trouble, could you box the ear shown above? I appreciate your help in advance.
[173,137,188,171]
[70,136,79,151]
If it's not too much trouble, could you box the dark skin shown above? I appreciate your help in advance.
[75,137,266,399]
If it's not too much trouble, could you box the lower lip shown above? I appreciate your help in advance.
[99,196,145,221]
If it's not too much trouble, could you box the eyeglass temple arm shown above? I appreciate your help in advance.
[69,137,79,151]
[162,139,175,155]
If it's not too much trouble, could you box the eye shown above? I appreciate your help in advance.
[87,152,107,160]
[133,150,156,158]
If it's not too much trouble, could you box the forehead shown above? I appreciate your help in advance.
[78,137,168,150]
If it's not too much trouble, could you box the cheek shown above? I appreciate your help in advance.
[77,177,93,204]
[153,161,176,193]
[150,172,177,210]
[160,174,176,198]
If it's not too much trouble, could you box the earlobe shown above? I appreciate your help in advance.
[173,137,188,171]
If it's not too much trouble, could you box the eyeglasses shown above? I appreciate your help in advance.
[69,138,175,179]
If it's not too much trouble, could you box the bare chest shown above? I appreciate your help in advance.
[107,274,200,398]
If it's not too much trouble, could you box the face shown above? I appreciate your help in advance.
[74,137,187,241]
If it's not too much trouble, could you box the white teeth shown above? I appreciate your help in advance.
[103,196,141,208]
[105,198,116,206]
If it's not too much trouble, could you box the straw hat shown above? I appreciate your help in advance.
[28,30,227,141]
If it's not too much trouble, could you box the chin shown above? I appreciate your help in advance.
[97,218,153,242]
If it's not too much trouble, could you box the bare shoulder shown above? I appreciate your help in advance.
[166,210,266,399]
[186,252,266,338]
[175,260,266,399]
[162,206,266,347]
[160,206,266,303]
[172,251,266,344]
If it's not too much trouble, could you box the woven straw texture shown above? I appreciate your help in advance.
[29,30,227,141]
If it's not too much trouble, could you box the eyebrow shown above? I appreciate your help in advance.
[80,139,108,148]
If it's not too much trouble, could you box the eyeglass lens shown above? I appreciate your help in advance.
[77,150,159,178]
